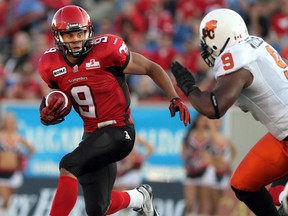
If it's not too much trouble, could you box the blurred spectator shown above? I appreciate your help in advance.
[3,31,32,85]
[226,0,253,21]
[270,0,288,51]
[181,114,215,216]
[176,0,204,21]
[29,32,53,71]
[114,1,147,43]
[207,119,237,215]
[5,62,43,100]
[0,65,7,99]
[41,0,72,10]
[172,10,194,53]
[176,0,226,22]
[138,0,174,43]
[79,0,116,28]
[0,0,8,28]
[249,0,275,39]
[95,18,114,35]
[0,0,46,39]
[271,1,288,37]
[0,112,35,215]
[150,32,178,72]
[0,0,9,53]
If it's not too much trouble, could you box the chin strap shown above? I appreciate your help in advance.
[210,92,220,119]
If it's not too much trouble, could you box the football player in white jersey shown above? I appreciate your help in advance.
[171,8,288,216]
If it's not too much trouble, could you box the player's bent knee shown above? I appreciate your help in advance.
[231,185,265,203]
[231,186,249,201]
[59,154,79,177]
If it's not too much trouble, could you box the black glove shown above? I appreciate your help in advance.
[169,97,191,126]
[171,61,198,96]
[40,97,65,126]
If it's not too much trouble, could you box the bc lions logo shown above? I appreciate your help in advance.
[202,20,217,39]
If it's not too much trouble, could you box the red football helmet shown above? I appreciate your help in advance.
[51,5,93,57]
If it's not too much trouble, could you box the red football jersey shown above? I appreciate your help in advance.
[38,34,133,132]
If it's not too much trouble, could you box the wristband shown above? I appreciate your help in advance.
[210,92,220,118]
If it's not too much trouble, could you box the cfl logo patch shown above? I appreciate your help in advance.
[119,42,128,54]
[124,131,131,140]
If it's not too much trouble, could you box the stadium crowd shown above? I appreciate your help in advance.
[0,0,287,102]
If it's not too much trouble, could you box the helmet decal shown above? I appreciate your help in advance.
[202,20,217,39]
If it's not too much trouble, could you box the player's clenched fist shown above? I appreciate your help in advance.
[40,91,72,125]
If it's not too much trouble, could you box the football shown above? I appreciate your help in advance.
[45,90,72,117]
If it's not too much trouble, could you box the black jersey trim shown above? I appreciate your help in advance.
[122,52,130,70]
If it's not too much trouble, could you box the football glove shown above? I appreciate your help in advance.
[169,97,191,126]
[40,97,65,126]
[171,61,198,96]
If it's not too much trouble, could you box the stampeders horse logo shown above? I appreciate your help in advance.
[202,20,217,39]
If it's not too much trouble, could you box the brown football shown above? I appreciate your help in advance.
[45,90,72,117]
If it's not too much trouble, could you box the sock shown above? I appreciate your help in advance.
[126,189,144,208]
[268,185,284,206]
[106,190,131,215]
[50,176,78,216]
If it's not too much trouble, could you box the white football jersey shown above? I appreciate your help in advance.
[214,36,288,140]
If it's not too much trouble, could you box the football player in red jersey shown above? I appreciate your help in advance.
[38,5,191,216]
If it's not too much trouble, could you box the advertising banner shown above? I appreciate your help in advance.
[1,101,197,181]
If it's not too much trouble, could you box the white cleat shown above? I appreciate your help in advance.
[133,184,159,216]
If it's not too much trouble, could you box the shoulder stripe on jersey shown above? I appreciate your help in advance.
[122,53,130,70]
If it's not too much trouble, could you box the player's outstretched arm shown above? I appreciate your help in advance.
[124,52,191,126]
[171,61,251,119]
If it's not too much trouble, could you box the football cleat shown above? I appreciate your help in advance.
[133,184,159,216]
[283,182,288,214]
[279,202,288,216]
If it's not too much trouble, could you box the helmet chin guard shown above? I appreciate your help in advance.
[51,5,94,57]
[199,8,249,67]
